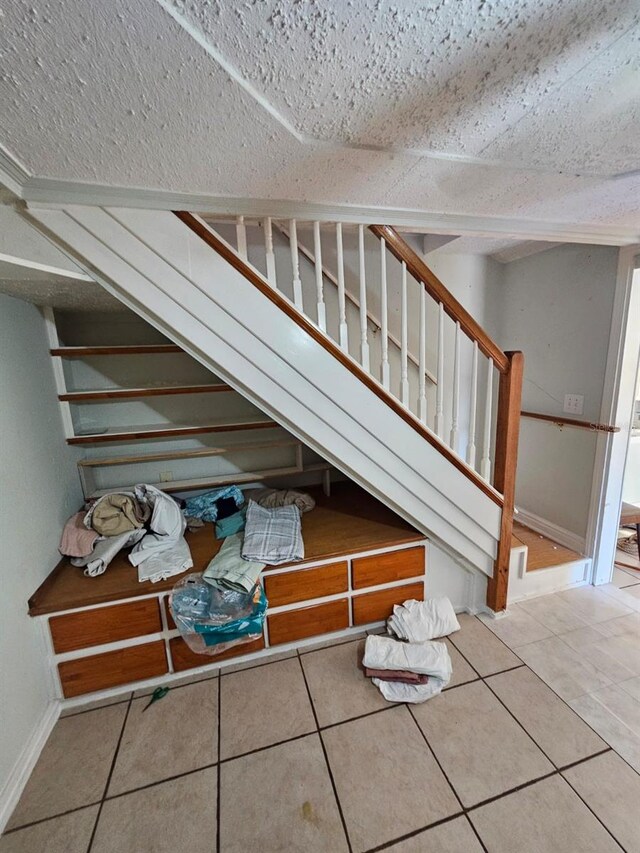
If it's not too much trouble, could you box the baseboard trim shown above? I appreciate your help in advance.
[516,507,586,555]
[0,701,60,833]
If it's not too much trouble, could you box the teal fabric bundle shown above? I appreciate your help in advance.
[215,508,246,540]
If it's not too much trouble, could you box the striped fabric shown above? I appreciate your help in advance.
[241,500,304,565]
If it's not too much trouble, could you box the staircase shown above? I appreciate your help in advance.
[22,204,523,612]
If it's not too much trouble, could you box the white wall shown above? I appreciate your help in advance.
[500,244,619,540]
[0,295,83,811]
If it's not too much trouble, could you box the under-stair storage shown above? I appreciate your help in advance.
[30,484,427,700]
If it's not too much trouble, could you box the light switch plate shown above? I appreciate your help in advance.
[159,471,173,482]
[563,394,584,415]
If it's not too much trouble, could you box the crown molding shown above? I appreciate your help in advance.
[0,144,31,196]
[21,177,640,246]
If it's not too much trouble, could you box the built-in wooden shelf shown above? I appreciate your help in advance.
[67,419,275,445]
[51,344,182,357]
[77,438,298,468]
[59,383,231,402]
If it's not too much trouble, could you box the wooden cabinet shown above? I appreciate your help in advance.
[352,547,424,589]
[169,635,265,672]
[264,562,348,607]
[58,641,168,698]
[268,599,349,645]
[49,599,161,654]
[352,582,424,626]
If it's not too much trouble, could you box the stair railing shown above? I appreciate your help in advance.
[175,212,523,611]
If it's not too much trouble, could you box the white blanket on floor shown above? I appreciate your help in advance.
[363,634,452,704]
[387,597,460,643]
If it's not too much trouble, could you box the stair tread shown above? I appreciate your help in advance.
[51,344,182,356]
[512,521,583,571]
[60,383,231,401]
[28,482,425,616]
[67,419,276,445]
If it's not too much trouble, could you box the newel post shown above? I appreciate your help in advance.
[487,350,524,612]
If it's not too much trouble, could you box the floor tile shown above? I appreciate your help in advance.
[0,805,98,853]
[447,614,521,676]
[220,734,347,853]
[300,639,388,726]
[478,605,553,649]
[7,704,126,829]
[486,667,606,767]
[411,681,552,807]
[596,584,640,612]
[109,679,218,795]
[298,632,367,654]
[384,816,483,852]
[443,638,479,689]
[556,626,638,682]
[470,775,621,853]
[133,670,218,698]
[220,657,315,759]
[323,707,459,852]
[220,647,296,674]
[612,567,640,588]
[557,586,634,624]
[563,751,640,853]
[619,675,640,701]
[517,593,590,634]
[596,611,640,638]
[585,684,640,737]
[94,767,216,853]
[570,693,640,773]
[60,693,131,717]
[515,636,613,700]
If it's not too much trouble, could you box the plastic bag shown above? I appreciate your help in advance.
[169,573,267,656]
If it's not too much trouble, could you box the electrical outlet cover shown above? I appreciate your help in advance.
[563,394,584,415]
[159,471,173,482]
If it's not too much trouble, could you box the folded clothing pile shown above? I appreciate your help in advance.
[60,484,193,583]
[363,634,451,703]
[203,532,265,594]
[241,500,304,564]
[182,485,244,524]
[244,488,315,514]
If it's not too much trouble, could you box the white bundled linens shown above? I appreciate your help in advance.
[241,501,303,565]
[363,634,452,704]
[203,533,265,594]
[70,529,145,577]
[388,597,460,643]
[128,484,193,583]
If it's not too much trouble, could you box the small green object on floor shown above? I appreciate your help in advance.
[142,686,169,712]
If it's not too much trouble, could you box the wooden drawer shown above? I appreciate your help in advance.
[49,599,162,654]
[352,546,424,590]
[58,641,168,698]
[268,599,349,646]
[352,582,424,626]
[169,635,265,672]
[164,597,176,631]
[264,562,348,608]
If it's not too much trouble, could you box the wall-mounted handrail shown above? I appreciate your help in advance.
[521,411,620,433]
[369,224,510,373]
[174,210,503,507]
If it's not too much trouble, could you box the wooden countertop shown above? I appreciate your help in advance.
[29,483,424,616]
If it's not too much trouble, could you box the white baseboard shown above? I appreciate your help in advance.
[516,507,586,555]
[0,701,60,833]
[508,557,591,604]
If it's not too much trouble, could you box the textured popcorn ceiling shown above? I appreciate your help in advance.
[1,0,639,229]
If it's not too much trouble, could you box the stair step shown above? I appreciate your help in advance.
[67,419,275,445]
[78,438,298,468]
[51,344,182,356]
[512,521,583,572]
[59,383,231,401]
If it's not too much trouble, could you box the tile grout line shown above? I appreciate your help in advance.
[1,802,103,836]
[362,811,466,853]
[296,650,353,853]
[85,691,133,853]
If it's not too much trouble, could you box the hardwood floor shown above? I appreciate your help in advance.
[512,521,583,572]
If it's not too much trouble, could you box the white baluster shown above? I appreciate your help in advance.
[480,357,494,481]
[380,238,390,389]
[236,215,248,261]
[336,222,349,350]
[400,261,409,407]
[467,342,479,468]
[418,284,427,422]
[264,217,277,288]
[289,219,303,310]
[358,224,370,371]
[450,321,461,450]
[313,221,326,331]
[435,302,445,438]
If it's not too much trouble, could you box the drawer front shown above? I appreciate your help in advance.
[264,562,348,608]
[352,547,425,590]
[352,582,424,626]
[164,597,176,631]
[169,635,265,672]
[268,599,349,646]
[50,599,162,654]
[58,641,168,698]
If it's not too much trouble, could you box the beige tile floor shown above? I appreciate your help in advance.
[3,588,640,852]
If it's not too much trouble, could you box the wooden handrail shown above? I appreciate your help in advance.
[488,350,524,612]
[51,345,182,356]
[369,224,510,373]
[174,210,503,507]
[521,411,620,433]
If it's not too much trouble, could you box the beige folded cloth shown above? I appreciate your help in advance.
[245,488,315,514]
[91,494,147,536]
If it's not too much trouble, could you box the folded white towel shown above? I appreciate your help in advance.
[363,634,451,704]
[387,597,460,643]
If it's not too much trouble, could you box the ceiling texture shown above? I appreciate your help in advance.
[1,0,639,233]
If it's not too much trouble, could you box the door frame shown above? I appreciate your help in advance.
[587,246,640,584]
